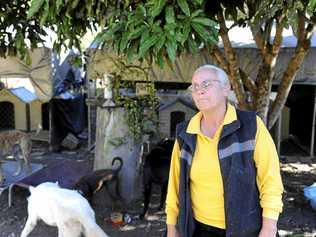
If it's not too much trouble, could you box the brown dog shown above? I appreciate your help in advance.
[73,157,123,203]
[0,130,32,184]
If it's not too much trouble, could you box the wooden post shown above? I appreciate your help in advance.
[26,103,30,132]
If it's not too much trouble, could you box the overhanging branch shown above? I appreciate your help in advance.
[208,45,229,72]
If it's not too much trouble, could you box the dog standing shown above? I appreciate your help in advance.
[74,157,123,203]
[0,130,32,184]
[141,139,174,218]
[21,182,109,237]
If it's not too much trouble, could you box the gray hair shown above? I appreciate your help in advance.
[193,64,230,87]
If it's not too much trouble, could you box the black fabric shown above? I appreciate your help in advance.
[50,94,86,149]
[193,220,226,237]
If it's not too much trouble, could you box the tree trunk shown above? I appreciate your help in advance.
[268,14,314,129]
[268,46,310,129]
[216,12,249,110]
[254,63,273,124]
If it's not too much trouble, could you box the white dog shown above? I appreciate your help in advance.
[21,182,109,237]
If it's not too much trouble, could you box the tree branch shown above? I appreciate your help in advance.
[268,13,314,128]
[217,11,249,109]
[251,26,265,50]
[297,12,306,44]
[208,45,229,72]
[251,25,270,64]
[272,15,285,56]
[238,68,257,94]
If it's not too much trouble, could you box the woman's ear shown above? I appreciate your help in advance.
[222,83,231,96]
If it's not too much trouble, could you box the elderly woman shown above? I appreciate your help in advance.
[165,65,283,237]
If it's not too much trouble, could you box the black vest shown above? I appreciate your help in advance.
[176,109,262,237]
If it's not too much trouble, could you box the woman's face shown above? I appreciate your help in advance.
[190,70,229,112]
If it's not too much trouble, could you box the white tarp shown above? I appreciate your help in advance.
[0,47,53,102]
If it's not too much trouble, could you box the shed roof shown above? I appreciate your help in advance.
[9,87,38,103]
[159,97,197,112]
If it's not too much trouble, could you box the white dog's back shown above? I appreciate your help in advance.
[21,182,109,237]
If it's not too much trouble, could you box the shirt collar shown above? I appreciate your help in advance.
[186,103,237,134]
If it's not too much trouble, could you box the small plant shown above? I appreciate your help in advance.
[111,70,159,144]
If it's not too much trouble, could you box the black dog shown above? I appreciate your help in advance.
[141,138,175,218]
[73,157,123,203]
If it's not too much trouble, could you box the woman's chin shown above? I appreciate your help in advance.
[197,105,210,111]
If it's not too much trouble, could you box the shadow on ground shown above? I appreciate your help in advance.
[0,141,316,237]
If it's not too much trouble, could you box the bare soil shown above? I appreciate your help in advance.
[0,142,316,237]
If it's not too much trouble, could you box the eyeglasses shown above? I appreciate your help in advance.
[188,80,221,93]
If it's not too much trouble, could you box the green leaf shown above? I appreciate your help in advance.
[140,28,150,45]
[28,0,45,18]
[182,24,191,43]
[154,34,166,52]
[93,30,112,46]
[128,25,147,40]
[56,0,63,11]
[192,17,217,27]
[166,39,177,62]
[71,0,80,9]
[165,6,175,23]
[177,0,190,16]
[150,0,167,18]
[136,5,147,16]
[309,0,316,11]
[138,35,159,57]
[175,29,184,43]
[127,14,144,28]
[152,22,163,34]
[187,36,198,54]
[191,9,203,18]
[40,1,50,26]
[164,23,177,37]
[156,50,165,68]
[119,32,129,53]
[192,0,204,5]
[191,22,217,43]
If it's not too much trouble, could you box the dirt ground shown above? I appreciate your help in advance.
[0,142,316,237]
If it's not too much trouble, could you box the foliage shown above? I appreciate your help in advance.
[27,0,119,52]
[8,0,316,128]
[27,0,218,66]
[110,69,159,144]
[0,0,47,62]
[94,0,218,67]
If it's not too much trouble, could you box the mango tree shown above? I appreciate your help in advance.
[11,0,316,127]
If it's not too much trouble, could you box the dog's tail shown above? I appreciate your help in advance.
[111,157,123,175]
[110,157,124,202]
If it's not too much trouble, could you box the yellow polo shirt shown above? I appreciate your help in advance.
[165,104,284,228]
